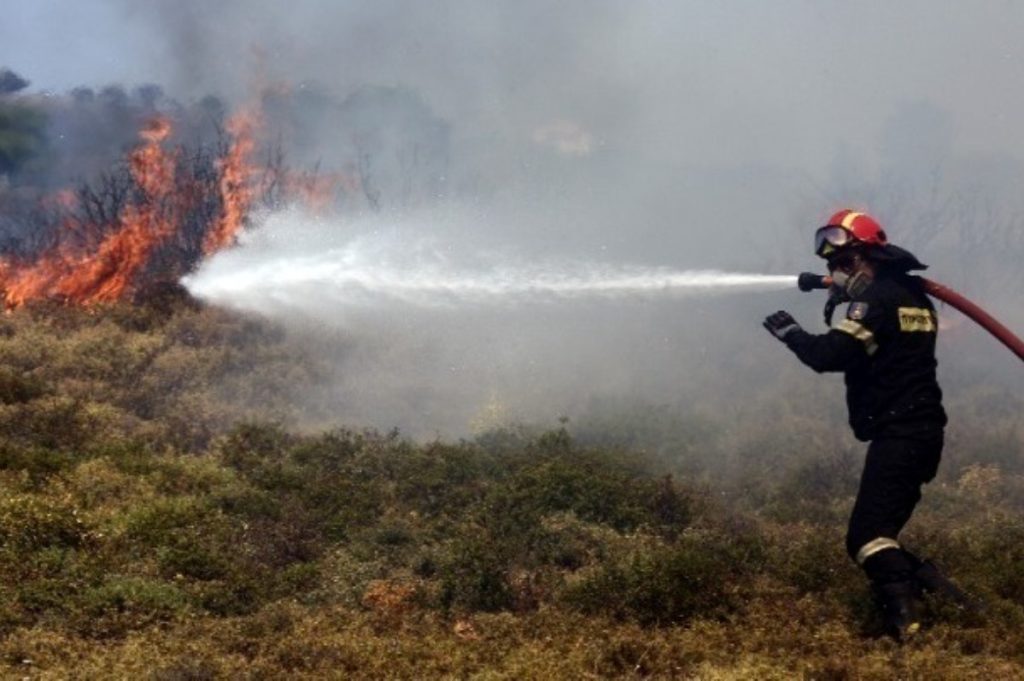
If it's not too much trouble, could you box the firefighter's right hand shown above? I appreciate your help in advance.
[763,310,801,341]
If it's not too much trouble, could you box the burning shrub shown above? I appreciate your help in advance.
[0,80,389,312]
[0,109,263,308]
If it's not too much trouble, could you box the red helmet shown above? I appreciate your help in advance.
[815,209,888,258]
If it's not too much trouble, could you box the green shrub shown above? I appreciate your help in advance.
[77,575,189,634]
[194,577,262,617]
[388,441,494,520]
[762,449,859,524]
[244,505,325,567]
[47,321,162,387]
[571,399,722,474]
[17,577,72,615]
[563,531,754,625]
[483,443,688,537]
[958,519,1024,603]
[437,529,516,613]
[289,429,368,472]
[217,421,294,478]
[0,397,98,452]
[0,444,73,484]
[211,486,281,521]
[123,496,218,549]
[494,457,649,531]
[157,546,229,581]
[766,524,853,594]
[2,300,1024,674]
[0,368,47,404]
[0,494,86,551]
[150,659,221,681]
[143,456,236,497]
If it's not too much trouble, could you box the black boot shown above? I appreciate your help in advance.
[874,580,923,641]
[914,559,985,615]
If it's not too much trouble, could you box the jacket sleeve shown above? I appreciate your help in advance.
[783,296,886,373]
[782,327,869,373]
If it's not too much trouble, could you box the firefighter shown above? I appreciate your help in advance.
[762,209,952,640]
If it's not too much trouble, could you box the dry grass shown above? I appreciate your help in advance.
[0,298,1022,678]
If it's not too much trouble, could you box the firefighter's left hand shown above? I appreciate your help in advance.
[763,310,802,341]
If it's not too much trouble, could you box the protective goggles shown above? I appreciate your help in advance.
[814,225,853,257]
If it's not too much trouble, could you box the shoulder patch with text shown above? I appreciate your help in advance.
[898,307,937,333]
[847,302,869,320]
[835,318,879,355]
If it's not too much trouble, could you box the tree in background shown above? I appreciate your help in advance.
[262,83,450,211]
[0,68,29,96]
[0,68,47,180]
[820,100,1023,297]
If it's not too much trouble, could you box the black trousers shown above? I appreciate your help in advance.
[845,433,943,584]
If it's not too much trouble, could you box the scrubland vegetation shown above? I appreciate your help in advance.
[0,294,1022,679]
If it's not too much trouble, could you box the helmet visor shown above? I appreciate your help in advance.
[814,225,852,257]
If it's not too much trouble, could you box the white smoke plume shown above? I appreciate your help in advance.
[183,206,802,436]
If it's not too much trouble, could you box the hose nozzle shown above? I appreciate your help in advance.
[798,272,833,291]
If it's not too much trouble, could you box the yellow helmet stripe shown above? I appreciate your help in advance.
[840,211,863,229]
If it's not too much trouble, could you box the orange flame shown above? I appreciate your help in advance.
[283,171,336,215]
[40,189,78,212]
[0,116,178,307]
[0,252,66,309]
[0,98,351,309]
[203,110,259,255]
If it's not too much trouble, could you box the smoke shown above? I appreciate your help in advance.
[181,206,803,436]
[4,1,1024,436]
[11,2,1024,275]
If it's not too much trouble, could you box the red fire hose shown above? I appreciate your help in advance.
[919,278,1024,362]
[801,273,1024,363]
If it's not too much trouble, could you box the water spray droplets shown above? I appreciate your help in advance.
[183,210,796,316]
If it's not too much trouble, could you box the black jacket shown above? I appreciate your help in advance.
[784,274,947,441]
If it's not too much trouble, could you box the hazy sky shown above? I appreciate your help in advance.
[6,1,1023,301]
[5,1,1024,173]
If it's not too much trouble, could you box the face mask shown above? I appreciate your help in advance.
[831,268,871,298]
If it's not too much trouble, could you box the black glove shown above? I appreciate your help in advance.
[763,310,801,341]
